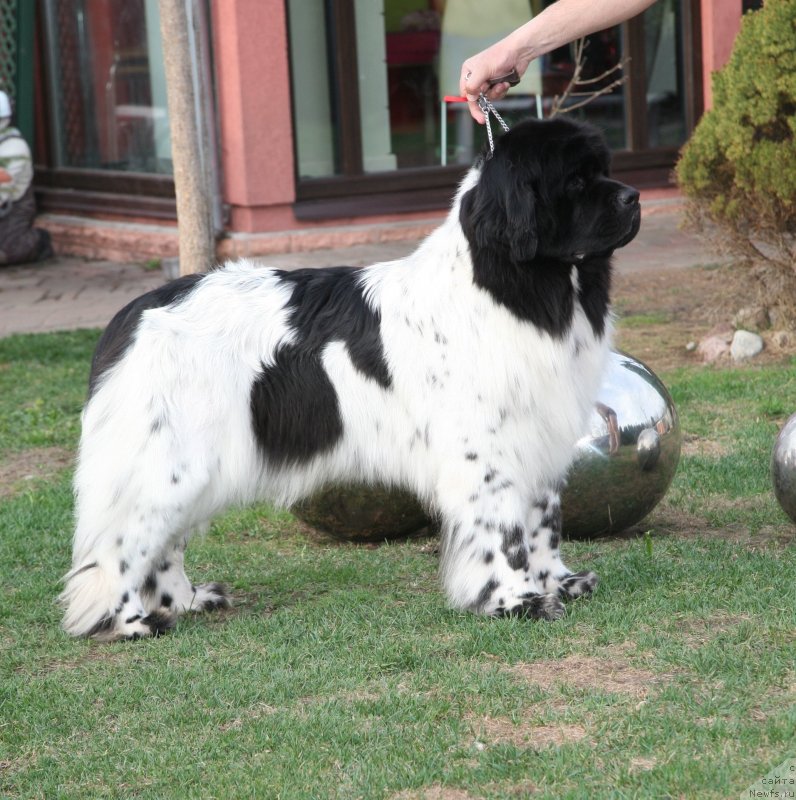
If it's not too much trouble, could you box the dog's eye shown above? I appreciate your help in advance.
[567,176,586,193]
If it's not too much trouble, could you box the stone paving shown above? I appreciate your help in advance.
[0,201,724,338]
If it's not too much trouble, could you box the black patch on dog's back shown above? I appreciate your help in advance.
[250,267,390,467]
[279,267,391,389]
[250,345,343,466]
[88,274,204,397]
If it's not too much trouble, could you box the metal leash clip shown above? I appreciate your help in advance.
[478,93,510,156]
[478,69,517,155]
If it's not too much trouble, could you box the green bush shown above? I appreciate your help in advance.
[676,0,796,290]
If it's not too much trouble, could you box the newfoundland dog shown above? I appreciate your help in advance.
[60,116,640,640]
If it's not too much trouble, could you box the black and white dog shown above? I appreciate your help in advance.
[60,117,640,641]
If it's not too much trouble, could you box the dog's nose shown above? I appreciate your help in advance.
[618,186,640,206]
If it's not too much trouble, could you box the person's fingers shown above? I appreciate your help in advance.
[460,64,477,99]
[466,97,486,124]
[484,81,510,101]
[464,79,509,123]
[461,57,524,119]
[461,65,486,124]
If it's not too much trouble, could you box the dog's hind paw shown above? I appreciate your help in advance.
[495,592,566,621]
[191,582,230,612]
[85,609,175,642]
[557,570,598,600]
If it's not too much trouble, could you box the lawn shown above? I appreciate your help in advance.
[1,327,794,800]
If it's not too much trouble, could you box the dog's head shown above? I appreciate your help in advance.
[459,116,641,265]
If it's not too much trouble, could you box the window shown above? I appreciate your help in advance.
[34,0,217,220]
[287,0,701,218]
[33,0,179,218]
[41,0,171,173]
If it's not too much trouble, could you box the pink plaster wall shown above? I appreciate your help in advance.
[211,0,295,224]
[701,0,743,109]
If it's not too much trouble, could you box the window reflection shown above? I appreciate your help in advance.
[43,0,171,174]
[287,0,335,178]
[644,0,686,147]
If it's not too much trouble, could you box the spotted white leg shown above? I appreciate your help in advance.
[140,535,229,618]
[436,461,565,620]
[527,489,598,600]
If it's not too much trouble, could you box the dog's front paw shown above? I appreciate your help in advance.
[557,570,599,600]
[131,610,176,639]
[494,592,566,621]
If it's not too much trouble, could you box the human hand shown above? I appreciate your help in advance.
[0,167,11,184]
[459,38,529,124]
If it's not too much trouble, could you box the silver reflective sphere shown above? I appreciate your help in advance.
[562,351,681,538]
[771,412,796,524]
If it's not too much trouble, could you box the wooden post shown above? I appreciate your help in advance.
[159,0,214,275]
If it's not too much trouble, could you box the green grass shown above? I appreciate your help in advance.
[662,363,796,530]
[1,331,794,800]
[0,330,96,452]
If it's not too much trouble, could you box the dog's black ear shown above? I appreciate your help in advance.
[459,158,538,263]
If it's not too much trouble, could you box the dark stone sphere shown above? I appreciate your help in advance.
[293,485,431,543]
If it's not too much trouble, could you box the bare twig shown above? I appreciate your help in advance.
[549,38,629,118]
